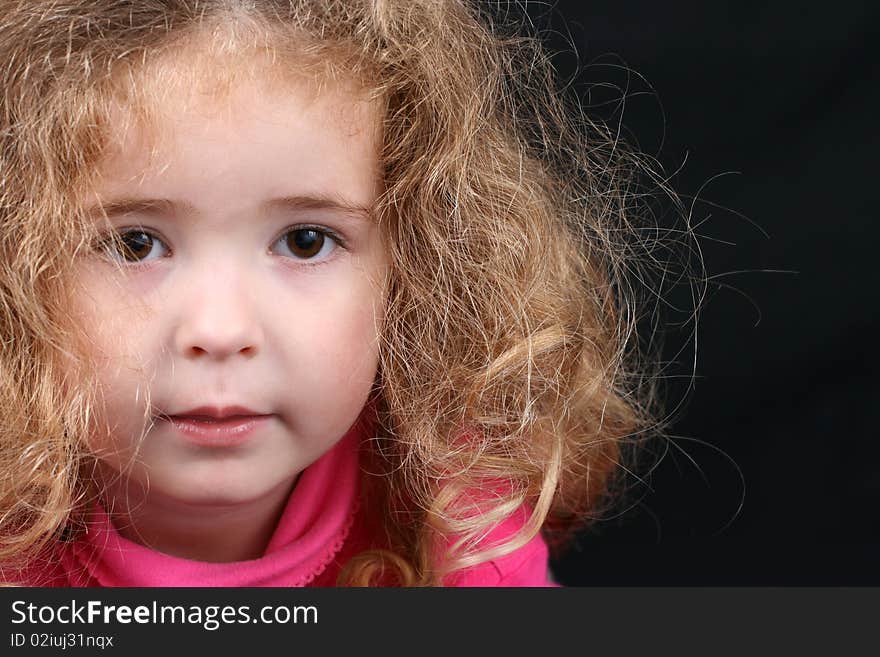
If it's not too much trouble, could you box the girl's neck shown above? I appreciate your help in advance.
[98,472,299,563]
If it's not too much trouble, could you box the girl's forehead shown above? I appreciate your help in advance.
[99,53,381,182]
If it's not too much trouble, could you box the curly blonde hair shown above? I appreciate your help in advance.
[0,0,684,585]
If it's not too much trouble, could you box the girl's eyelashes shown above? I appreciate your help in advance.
[271,225,347,262]
[99,228,169,264]
[97,225,347,266]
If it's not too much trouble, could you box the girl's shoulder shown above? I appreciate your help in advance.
[444,504,559,587]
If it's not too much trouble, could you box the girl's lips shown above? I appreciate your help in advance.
[167,414,273,447]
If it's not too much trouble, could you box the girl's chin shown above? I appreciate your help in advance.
[98,466,301,512]
[146,475,301,509]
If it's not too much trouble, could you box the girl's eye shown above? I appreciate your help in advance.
[101,229,168,263]
[272,227,341,262]
[97,226,342,265]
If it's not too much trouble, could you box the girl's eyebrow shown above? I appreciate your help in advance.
[265,195,374,222]
[89,198,181,219]
[89,194,374,222]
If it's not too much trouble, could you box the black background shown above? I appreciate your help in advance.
[525,2,880,584]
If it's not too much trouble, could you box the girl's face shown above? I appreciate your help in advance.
[73,70,387,513]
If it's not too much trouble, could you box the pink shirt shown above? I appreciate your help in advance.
[6,421,555,587]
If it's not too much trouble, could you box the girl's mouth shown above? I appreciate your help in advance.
[167,414,273,447]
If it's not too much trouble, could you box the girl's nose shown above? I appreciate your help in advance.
[173,272,264,361]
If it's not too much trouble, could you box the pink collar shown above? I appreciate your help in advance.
[60,422,364,587]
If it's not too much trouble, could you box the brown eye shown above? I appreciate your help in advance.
[103,230,167,263]
[286,229,324,258]
[274,227,340,262]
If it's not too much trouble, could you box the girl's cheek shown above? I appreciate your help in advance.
[84,366,153,463]
[332,301,384,388]
[74,256,166,308]
[116,264,168,298]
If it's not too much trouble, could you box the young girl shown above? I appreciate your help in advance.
[0,0,669,586]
